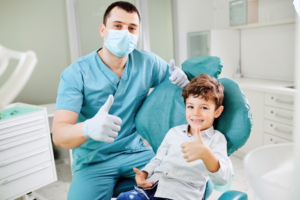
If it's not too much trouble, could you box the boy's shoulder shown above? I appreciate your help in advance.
[210,129,228,145]
[169,124,188,133]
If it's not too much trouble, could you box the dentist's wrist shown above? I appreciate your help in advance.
[82,120,90,139]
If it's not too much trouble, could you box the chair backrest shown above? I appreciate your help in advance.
[135,56,252,155]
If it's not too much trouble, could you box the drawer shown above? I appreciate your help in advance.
[0,124,47,145]
[263,133,292,146]
[0,147,51,179]
[264,93,294,110]
[0,114,45,135]
[264,119,293,141]
[0,161,55,200]
[264,106,293,126]
[0,134,49,162]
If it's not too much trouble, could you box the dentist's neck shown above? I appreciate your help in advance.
[98,45,127,74]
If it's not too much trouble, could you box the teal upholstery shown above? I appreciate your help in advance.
[135,56,252,199]
[218,191,248,200]
[182,56,223,80]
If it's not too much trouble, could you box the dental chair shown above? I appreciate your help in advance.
[0,44,37,109]
[112,56,252,200]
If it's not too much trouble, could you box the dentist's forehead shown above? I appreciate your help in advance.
[106,7,140,26]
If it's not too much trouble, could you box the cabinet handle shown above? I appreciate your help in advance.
[0,134,46,151]
[275,128,292,135]
[0,125,45,141]
[275,113,293,121]
[0,148,48,167]
[275,99,294,105]
[1,164,50,185]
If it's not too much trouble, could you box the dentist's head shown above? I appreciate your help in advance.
[99,1,140,57]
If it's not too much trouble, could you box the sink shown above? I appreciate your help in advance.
[244,144,294,200]
[285,86,295,89]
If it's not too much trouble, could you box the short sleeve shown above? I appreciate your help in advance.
[151,54,170,88]
[55,63,84,114]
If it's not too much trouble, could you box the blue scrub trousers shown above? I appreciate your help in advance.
[67,150,155,200]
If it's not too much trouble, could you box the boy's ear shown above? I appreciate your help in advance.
[214,106,224,118]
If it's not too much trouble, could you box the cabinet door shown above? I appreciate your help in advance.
[187,31,210,58]
[237,89,264,156]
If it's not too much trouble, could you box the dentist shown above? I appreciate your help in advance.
[52,1,188,200]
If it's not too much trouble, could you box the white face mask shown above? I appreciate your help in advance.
[294,0,300,17]
[103,26,138,57]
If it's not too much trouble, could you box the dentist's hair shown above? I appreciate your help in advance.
[103,1,141,25]
[182,74,224,109]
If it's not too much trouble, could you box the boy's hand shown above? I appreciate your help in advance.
[133,167,154,188]
[181,126,209,162]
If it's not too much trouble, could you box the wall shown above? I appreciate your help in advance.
[0,0,71,105]
[174,0,297,81]
[241,0,296,81]
[174,0,215,67]
[148,0,174,63]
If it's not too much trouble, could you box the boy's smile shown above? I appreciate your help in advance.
[186,95,223,135]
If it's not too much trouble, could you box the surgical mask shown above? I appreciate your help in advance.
[104,27,138,57]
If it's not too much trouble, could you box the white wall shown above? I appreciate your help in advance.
[0,0,71,105]
[174,0,215,67]
[241,24,296,81]
[174,0,297,81]
[241,0,296,81]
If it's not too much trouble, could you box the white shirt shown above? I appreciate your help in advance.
[142,125,233,200]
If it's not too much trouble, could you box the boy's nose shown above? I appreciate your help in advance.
[193,109,202,116]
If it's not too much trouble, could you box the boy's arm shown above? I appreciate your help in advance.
[141,130,171,178]
[207,133,233,186]
[181,127,232,186]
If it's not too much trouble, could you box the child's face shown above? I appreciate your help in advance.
[185,95,224,135]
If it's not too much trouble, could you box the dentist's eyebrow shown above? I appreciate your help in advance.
[112,21,138,27]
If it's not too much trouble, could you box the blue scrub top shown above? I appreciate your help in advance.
[55,48,169,172]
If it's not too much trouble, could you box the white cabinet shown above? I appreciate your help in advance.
[263,92,294,145]
[0,103,57,200]
[235,89,294,158]
[236,89,264,157]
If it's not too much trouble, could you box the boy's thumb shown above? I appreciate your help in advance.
[133,167,141,175]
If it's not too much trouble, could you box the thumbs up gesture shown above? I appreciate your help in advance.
[180,126,209,162]
[169,59,189,88]
[133,167,154,188]
[82,95,122,143]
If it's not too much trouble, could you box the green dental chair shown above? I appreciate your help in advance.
[113,56,252,200]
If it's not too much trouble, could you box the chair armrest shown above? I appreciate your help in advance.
[218,190,248,200]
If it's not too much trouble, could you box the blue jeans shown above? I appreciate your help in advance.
[117,181,171,200]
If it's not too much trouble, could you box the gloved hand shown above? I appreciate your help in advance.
[82,95,122,143]
[169,59,189,88]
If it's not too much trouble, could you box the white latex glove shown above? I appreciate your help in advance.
[169,59,189,88]
[82,95,122,143]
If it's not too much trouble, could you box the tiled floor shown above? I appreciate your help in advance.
[32,155,255,200]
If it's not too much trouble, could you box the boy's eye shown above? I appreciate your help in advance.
[187,106,193,109]
[201,107,207,110]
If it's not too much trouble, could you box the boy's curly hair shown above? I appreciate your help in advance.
[182,74,224,109]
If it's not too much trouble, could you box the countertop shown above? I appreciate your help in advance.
[231,77,296,96]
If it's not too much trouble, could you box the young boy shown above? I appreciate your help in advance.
[117,74,233,200]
